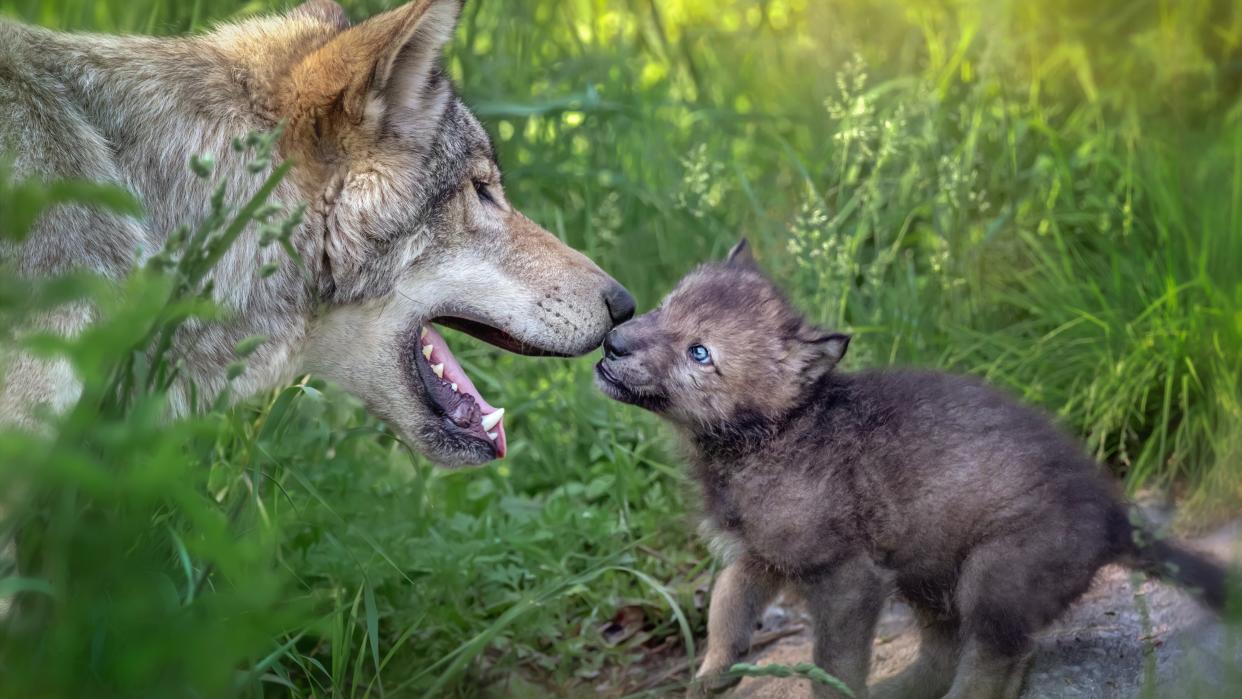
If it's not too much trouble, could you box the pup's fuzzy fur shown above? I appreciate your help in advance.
[0,0,633,465]
[595,241,1229,699]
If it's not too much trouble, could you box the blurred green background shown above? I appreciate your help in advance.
[1,0,1241,696]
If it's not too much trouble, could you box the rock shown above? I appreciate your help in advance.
[731,523,1241,699]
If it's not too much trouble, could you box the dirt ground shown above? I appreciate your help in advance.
[730,522,1241,699]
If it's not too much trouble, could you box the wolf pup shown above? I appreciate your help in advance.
[595,240,1229,699]
[0,0,634,466]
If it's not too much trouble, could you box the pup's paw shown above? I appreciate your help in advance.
[686,672,741,699]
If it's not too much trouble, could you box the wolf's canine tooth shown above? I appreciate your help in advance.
[431,363,444,378]
[480,409,504,431]
[422,344,433,360]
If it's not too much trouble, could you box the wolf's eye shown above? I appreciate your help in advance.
[473,179,497,207]
[688,344,712,365]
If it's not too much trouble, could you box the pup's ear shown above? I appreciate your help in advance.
[724,238,759,270]
[802,330,850,366]
[284,0,462,127]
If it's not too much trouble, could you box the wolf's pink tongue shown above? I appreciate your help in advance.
[419,325,507,458]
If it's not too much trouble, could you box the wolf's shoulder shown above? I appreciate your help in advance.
[0,20,54,70]
[1,21,36,84]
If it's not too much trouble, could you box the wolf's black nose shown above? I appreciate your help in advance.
[603,328,632,359]
[603,283,636,325]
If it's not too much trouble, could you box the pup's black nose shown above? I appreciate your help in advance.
[603,328,632,360]
[603,282,636,325]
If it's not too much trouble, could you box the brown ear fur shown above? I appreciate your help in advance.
[280,0,460,126]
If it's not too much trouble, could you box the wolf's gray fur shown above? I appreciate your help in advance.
[595,240,1228,699]
[0,0,634,465]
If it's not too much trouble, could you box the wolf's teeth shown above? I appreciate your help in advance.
[450,383,458,392]
[422,344,433,360]
[420,326,428,340]
[487,431,498,440]
[480,408,504,431]
[431,363,444,378]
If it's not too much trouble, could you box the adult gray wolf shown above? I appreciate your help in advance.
[594,240,1228,699]
[0,0,634,465]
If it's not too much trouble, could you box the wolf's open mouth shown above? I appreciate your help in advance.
[413,324,507,459]
[434,316,574,357]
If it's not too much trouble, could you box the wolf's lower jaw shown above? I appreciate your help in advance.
[414,324,507,459]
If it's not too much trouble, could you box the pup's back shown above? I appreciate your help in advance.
[807,367,1131,609]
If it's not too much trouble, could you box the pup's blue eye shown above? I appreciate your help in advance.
[688,344,712,364]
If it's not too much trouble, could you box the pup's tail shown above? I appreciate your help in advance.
[1117,515,1231,611]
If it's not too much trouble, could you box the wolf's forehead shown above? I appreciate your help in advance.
[416,97,497,208]
[429,98,496,167]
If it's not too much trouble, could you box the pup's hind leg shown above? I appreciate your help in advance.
[869,611,960,699]
[944,563,1034,699]
[943,638,1030,699]
[690,556,782,697]
[944,528,1100,699]
[798,555,886,699]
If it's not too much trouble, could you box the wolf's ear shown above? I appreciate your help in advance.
[802,331,850,366]
[724,238,759,270]
[358,0,462,123]
[286,0,462,126]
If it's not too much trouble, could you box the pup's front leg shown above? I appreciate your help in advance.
[689,556,782,698]
[797,555,886,699]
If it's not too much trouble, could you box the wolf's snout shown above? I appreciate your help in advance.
[603,283,636,325]
[603,328,634,360]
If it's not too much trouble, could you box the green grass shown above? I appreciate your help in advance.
[1,0,1241,697]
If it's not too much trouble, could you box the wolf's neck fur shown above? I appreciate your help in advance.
[0,18,336,412]
[7,20,328,242]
